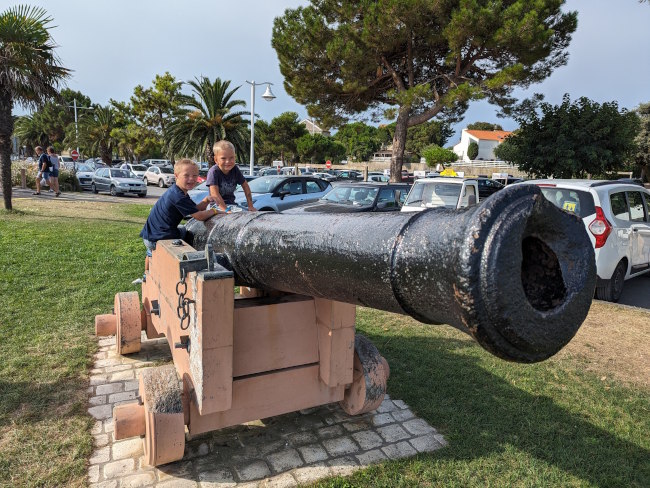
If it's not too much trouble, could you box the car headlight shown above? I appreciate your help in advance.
[118,182,129,187]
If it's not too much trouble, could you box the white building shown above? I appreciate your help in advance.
[300,119,330,136]
[453,129,512,162]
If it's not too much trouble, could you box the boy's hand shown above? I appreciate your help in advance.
[248,203,257,212]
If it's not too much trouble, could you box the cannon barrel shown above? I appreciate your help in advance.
[186,184,596,363]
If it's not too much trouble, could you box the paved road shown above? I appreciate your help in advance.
[6,185,649,310]
[617,274,650,309]
[8,184,165,204]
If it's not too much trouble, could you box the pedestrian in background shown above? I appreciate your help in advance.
[33,146,51,195]
[47,146,61,196]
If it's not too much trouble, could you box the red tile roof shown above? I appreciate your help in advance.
[466,130,512,141]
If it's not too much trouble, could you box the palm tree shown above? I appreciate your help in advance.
[0,5,70,209]
[14,113,49,156]
[165,77,249,163]
[77,105,118,165]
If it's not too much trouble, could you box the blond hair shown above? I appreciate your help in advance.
[213,140,235,156]
[173,158,198,174]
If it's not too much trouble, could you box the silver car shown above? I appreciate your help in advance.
[91,168,147,197]
[75,164,96,190]
[234,176,332,211]
[189,176,331,212]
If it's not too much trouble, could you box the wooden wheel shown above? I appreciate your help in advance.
[114,291,142,354]
[340,335,390,416]
[140,366,185,466]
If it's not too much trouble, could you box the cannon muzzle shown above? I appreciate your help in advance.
[186,184,596,363]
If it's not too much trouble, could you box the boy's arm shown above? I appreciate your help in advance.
[190,195,219,221]
[195,195,217,211]
[241,181,257,212]
[208,185,228,211]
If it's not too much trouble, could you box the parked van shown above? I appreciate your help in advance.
[401,177,479,212]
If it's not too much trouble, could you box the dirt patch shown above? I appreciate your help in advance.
[553,301,650,389]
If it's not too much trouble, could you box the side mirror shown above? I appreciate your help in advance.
[278,190,290,200]
[376,201,388,209]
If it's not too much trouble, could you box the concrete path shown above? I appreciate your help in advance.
[87,335,446,487]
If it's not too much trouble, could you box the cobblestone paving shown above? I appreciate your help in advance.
[88,335,447,487]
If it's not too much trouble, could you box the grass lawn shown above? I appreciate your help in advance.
[0,197,648,487]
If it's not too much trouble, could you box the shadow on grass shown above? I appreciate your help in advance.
[366,332,649,486]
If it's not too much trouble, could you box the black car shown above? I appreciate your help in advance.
[335,170,364,181]
[476,177,504,199]
[284,182,411,213]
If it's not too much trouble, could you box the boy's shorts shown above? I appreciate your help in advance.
[143,239,156,257]
[50,168,59,178]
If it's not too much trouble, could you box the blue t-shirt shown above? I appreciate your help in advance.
[206,165,245,204]
[38,153,51,172]
[140,184,199,242]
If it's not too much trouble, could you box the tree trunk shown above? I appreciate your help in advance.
[390,107,410,183]
[0,92,15,210]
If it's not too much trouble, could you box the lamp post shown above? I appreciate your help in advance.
[67,98,93,170]
[245,81,275,176]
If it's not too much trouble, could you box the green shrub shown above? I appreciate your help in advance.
[8,160,80,191]
[422,144,457,168]
[468,141,479,160]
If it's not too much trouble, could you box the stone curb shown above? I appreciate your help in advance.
[88,334,446,487]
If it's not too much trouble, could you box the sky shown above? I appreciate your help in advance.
[11,0,650,144]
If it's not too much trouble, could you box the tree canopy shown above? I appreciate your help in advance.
[494,95,641,178]
[0,5,70,209]
[272,0,577,181]
[467,122,504,131]
[422,144,457,168]
[165,77,249,163]
[632,102,650,182]
[333,122,380,162]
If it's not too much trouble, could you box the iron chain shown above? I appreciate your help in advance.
[175,268,195,331]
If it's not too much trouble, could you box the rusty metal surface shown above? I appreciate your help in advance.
[186,184,596,363]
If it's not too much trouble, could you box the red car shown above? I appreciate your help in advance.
[196,169,209,183]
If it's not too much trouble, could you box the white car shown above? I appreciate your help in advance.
[144,165,176,187]
[120,163,148,179]
[520,179,650,302]
[401,177,479,212]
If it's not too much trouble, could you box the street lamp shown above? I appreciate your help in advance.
[245,80,275,176]
[67,98,93,168]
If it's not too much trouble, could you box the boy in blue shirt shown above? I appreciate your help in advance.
[140,159,219,255]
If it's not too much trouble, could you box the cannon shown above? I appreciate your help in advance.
[96,184,596,466]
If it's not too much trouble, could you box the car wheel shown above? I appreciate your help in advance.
[259,207,274,212]
[110,185,118,197]
[91,183,98,194]
[158,179,165,188]
[138,193,146,198]
[595,260,626,302]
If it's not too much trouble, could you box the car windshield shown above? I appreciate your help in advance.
[322,186,379,206]
[247,177,282,193]
[77,164,92,172]
[160,167,174,174]
[110,169,131,178]
[405,181,461,208]
[132,165,147,171]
